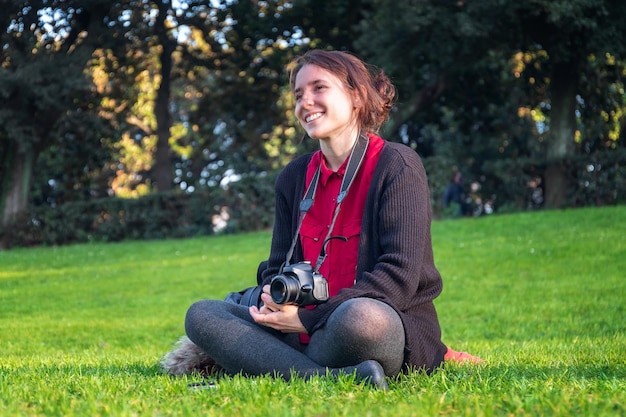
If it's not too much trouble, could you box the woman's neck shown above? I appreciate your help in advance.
[319,129,361,171]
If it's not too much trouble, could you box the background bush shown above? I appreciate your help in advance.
[2,173,276,248]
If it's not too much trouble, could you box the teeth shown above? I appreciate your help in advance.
[306,113,323,123]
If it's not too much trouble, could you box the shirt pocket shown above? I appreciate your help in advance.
[337,221,362,241]
[300,222,327,262]
[302,221,362,295]
[329,221,362,275]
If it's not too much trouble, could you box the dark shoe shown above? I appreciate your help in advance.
[349,360,389,390]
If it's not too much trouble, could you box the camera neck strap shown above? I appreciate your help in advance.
[284,132,370,270]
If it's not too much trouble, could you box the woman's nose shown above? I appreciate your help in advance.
[301,90,313,106]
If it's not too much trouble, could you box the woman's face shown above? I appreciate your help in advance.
[293,64,358,143]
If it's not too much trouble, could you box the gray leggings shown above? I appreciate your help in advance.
[185,297,405,382]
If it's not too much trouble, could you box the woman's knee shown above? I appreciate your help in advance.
[186,299,215,321]
[185,299,255,336]
[185,299,213,338]
[185,300,235,334]
[328,298,404,343]
[318,298,405,375]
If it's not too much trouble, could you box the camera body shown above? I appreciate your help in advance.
[270,262,329,306]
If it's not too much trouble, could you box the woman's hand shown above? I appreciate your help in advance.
[249,285,307,333]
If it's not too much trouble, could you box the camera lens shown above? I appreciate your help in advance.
[270,275,300,304]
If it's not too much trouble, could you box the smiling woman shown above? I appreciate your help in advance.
[169,49,481,390]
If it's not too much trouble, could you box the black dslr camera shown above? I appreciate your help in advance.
[270,262,329,306]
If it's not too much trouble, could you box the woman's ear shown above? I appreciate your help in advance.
[353,89,364,108]
[353,85,367,108]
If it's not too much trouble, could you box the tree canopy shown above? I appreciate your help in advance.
[1,0,624,245]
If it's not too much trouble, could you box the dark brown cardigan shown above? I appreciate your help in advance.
[261,141,447,372]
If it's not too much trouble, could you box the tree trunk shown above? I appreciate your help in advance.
[153,0,175,192]
[1,143,36,227]
[544,61,578,208]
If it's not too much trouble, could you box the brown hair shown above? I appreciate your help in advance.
[288,49,396,134]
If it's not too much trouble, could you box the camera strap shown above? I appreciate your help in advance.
[284,132,369,270]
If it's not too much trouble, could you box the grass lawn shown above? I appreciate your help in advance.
[1,206,624,416]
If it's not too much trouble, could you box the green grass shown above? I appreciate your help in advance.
[1,206,624,416]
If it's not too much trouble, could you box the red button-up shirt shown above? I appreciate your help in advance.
[299,133,384,342]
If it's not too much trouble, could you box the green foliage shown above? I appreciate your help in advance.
[568,148,626,206]
[2,173,276,247]
[1,207,624,415]
[355,0,626,209]
[0,0,116,225]
[2,0,626,232]
[282,0,370,50]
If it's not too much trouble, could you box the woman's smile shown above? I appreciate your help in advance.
[305,112,324,123]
